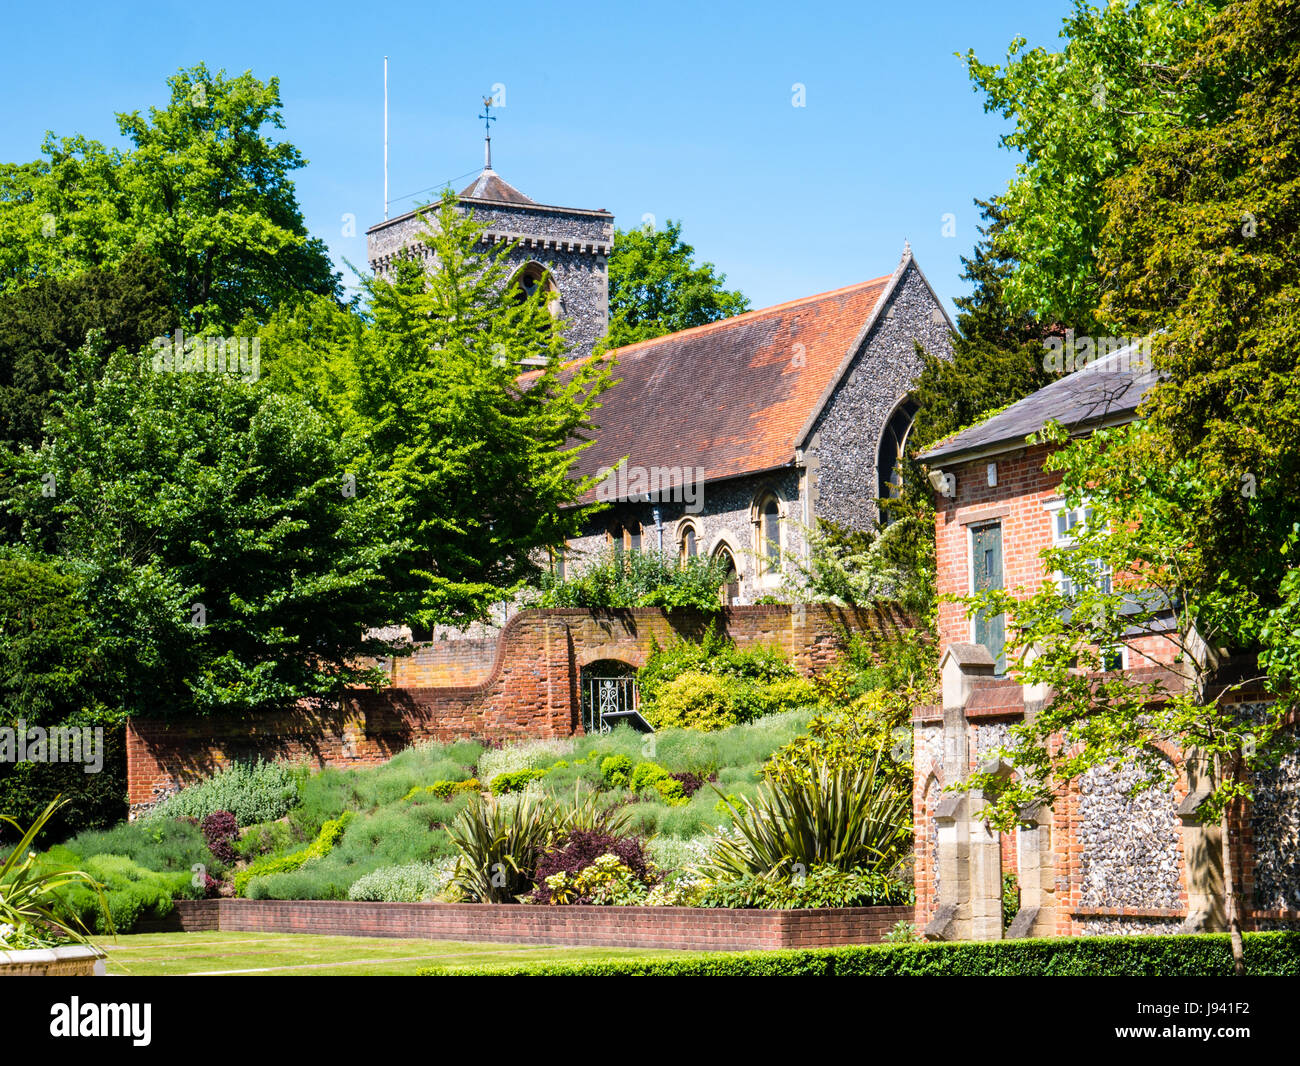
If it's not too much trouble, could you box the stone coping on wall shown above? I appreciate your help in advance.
[0,944,106,976]
[140,899,914,952]
[1070,906,1187,919]
[1247,909,1300,922]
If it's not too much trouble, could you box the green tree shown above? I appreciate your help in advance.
[1081,0,1300,972]
[910,201,1052,453]
[953,0,1300,978]
[0,552,127,838]
[273,194,614,629]
[0,64,338,330]
[600,219,749,350]
[965,0,1222,330]
[5,343,405,718]
[886,202,1054,621]
[0,252,175,453]
[0,553,105,726]
[1096,0,1300,620]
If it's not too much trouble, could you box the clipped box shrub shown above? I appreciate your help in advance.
[403,779,481,802]
[489,769,546,795]
[629,761,669,793]
[421,932,1300,977]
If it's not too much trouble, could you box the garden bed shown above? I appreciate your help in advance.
[138,899,914,952]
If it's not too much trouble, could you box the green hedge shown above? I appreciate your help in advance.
[418,931,1300,977]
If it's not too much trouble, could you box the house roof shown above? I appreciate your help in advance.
[918,339,1161,465]
[537,274,897,502]
[459,167,536,206]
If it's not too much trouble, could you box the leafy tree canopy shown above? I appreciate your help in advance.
[4,342,405,718]
[965,0,1223,331]
[1096,0,1300,612]
[264,194,614,629]
[0,552,107,727]
[0,251,174,453]
[958,0,1300,974]
[600,219,749,351]
[888,201,1056,621]
[0,64,339,331]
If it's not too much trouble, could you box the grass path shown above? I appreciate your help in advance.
[102,931,688,976]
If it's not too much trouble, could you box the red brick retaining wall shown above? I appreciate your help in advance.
[127,604,914,813]
[140,899,913,951]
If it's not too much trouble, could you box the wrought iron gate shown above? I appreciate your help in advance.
[582,675,639,734]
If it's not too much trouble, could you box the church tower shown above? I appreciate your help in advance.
[366,103,615,358]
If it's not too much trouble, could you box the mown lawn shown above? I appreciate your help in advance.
[101,931,690,976]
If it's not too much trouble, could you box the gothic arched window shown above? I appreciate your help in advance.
[751,491,783,576]
[877,397,919,519]
[678,520,699,561]
[512,261,562,316]
[609,518,642,559]
[713,544,740,606]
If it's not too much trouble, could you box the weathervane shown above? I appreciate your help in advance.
[479,95,496,169]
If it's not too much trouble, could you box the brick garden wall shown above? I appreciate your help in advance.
[389,637,501,688]
[139,899,914,952]
[127,604,913,814]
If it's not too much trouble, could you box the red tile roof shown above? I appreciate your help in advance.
[546,276,892,500]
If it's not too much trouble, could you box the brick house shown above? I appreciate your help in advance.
[909,345,1300,939]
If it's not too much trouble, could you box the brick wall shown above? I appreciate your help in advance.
[390,638,500,687]
[138,899,913,952]
[127,604,913,813]
[934,443,1063,650]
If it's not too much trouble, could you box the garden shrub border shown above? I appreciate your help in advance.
[234,811,353,896]
[418,931,1300,976]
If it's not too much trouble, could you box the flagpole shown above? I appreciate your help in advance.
[383,56,389,220]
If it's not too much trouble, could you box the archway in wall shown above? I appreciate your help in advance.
[579,659,639,734]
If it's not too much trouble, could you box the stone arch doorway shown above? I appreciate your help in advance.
[579,658,640,734]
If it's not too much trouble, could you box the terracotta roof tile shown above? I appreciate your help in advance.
[542,277,891,501]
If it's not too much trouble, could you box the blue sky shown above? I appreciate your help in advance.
[2,0,1070,316]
